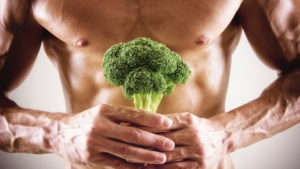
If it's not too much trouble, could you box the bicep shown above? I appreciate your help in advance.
[238,0,300,73]
[0,0,44,92]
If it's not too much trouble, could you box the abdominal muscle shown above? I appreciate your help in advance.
[48,41,231,117]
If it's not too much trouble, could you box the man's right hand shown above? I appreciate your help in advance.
[51,104,174,168]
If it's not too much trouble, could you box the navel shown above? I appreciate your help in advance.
[195,35,209,46]
[76,38,89,47]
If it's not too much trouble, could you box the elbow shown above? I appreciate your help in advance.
[278,55,300,76]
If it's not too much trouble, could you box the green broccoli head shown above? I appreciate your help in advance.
[122,67,168,99]
[102,37,191,112]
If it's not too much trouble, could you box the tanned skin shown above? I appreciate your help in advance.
[0,0,299,169]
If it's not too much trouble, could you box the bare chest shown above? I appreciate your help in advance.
[33,0,241,51]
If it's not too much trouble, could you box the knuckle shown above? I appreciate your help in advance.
[131,109,146,121]
[128,130,142,143]
[190,131,201,144]
[97,104,107,115]
[120,145,131,159]
[153,115,165,126]
[182,112,197,126]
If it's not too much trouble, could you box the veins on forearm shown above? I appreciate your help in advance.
[0,107,49,153]
[0,95,64,154]
[219,67,300,153]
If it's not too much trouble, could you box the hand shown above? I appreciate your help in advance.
[157,112,227,169]
[50,104,175,168]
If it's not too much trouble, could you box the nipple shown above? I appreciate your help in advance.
[76,38,89,47]
[195,35,209,46]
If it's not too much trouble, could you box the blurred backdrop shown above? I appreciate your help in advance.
[0,33,299,169]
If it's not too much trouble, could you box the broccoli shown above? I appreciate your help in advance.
[102,37,191,112]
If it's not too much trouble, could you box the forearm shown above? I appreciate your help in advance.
[0,94,67,154]
[213,66,300,153]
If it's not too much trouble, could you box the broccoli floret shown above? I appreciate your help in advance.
[102,37,191,112]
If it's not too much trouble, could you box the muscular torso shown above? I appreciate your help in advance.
[32,0,243,117]
[1,0,243,169]
[0,0,298,169]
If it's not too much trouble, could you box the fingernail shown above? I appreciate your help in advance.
[163,118,172,128]
[163,140,175,151]
[155,155,166,164]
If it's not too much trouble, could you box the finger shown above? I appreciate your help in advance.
[107,123,175,151]
[160,128,199,146]
[90,153,145,169]
[99,104,173,128]
[139,126,170,134]
[157,161,201,169]
[93,137,167,164]
[166,112,199,130]
[141,112,199,133]
[165,146,202,163]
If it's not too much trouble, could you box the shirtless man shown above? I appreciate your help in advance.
[0,0,299,168]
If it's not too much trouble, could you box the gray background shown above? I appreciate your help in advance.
[0,33,299,169]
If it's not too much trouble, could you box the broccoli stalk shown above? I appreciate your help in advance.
[102,37,191,112]
[133,93,163,113]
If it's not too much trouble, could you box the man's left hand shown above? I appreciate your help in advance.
[157,112,228,169]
